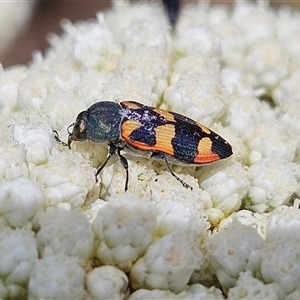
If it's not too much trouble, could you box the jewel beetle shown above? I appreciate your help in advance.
[64,101,233,190]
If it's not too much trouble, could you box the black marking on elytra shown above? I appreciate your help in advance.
[211,134,233,158]
[126,107,169,146]
[170,112,210,163]
[129,124,157,146]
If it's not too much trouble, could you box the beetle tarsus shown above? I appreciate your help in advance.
[164,156,193,190]
[117,147,129,191]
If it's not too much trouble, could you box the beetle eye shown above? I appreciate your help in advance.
[79,119,86,133]
[68,110,88,141]
[72,122,85,139]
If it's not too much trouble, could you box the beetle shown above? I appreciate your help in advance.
[64,100,233,190]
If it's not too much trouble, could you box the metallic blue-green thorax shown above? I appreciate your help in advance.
[86,101,122,142]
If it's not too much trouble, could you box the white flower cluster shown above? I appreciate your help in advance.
[0,1,300,298]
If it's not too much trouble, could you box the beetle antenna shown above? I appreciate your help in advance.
[67,123,75,134]
[53,130,68,147]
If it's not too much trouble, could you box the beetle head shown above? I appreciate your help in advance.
[68,111,88,149]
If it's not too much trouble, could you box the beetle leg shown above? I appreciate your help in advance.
[95,143,116,182]
[162,0,180,27]
[117,147,129,191]
[163,156,193,190]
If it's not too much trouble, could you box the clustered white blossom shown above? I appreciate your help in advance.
[0,1,300,298]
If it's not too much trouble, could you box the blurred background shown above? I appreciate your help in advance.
[0,0,299,68]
